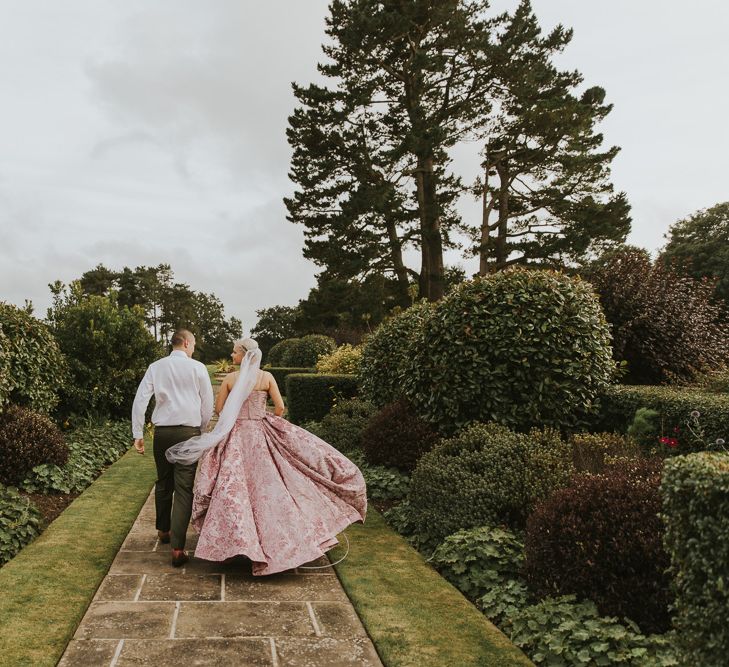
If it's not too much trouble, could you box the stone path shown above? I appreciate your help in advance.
[59,492,383,666]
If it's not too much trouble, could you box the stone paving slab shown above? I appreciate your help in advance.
[60,492,383,666]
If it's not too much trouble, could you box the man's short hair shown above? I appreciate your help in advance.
[171,329,194,347]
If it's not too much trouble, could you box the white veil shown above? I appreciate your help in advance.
[165,345,263,465]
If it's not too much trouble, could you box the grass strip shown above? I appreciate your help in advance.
[0,442,156,667]
[330,508,533,667]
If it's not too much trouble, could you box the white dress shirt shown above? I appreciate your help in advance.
[132,351,214,439]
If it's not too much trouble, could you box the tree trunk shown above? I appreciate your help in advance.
[479,168,491,275]
[495,158,510,269]
[415,156,445,301]
[385,216,412,306]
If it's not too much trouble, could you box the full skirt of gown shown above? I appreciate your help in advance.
[191,391,367,576]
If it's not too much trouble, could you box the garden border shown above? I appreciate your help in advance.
[329,508,534,666]
[0,440,155,667]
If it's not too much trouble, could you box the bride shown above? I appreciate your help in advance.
[165,337,367,575]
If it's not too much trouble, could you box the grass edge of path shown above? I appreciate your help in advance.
[330,507,534,667]
[0,440,156,667]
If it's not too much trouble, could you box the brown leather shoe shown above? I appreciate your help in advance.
[171,549,189,568]
[157,530,171,544]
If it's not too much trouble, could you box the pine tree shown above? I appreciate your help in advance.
[474,1,630,271]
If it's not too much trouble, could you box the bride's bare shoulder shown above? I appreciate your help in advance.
[223,371,238,386]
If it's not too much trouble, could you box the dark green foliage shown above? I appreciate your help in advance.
[0,302,66,413]
[585,246,729,384]
[361,399,440,472]
[409,422,573,542]
[660,201,729,307]
[47,287,162,421]
[305,398,377,453]
[589,384,729,455]
[347,451,411,501]
[263,367,316,397]
[21,421,131,495]
[508,595,677,666]
[267,335,336,368]
[358,301,434,408]
[570,431,641,474]
[382,500,418,537]
[430,526,525,602]
[478,579,530,629]
[661,453,729,664]
[402,270,614,433]
[285,374,358,424]
[0,406,68,486]
[524,459,671,634]
[0,485,43,566]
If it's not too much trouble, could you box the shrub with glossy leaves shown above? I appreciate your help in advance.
[361,399,440,471]
[0,405,68,486]
[586,246,729,384]
[402,270,614,434]
[409,422,573,541]
[430,526,525,601]
[358,301,435,407]
[315,343,363,375]
[661,452,729,665]
[525,458,671,633]
[0,302,66,413]
[48,290,162,420]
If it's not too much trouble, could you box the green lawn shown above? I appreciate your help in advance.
[0,440,156,667]
[330,508,533,667]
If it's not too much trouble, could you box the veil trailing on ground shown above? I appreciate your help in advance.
[165,347,263,465]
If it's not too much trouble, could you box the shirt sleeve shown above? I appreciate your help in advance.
[132,366,154,439]
[199,365,215,431]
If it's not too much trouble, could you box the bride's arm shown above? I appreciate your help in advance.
[215,374,233,414]
[266,373,285,416]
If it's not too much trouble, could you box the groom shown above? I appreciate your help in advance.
[132,329,214,567]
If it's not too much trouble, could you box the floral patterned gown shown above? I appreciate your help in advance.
[191,390,367,575]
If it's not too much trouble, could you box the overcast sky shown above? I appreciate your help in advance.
[1,1,727,332]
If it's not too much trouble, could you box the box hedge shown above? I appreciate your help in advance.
[661,452,729,664]
[263,366,316,397]
[285,373,359,424]
[589,384,729,453]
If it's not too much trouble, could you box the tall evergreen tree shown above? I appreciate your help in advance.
[288,0,502,301]
[474,1,630,271]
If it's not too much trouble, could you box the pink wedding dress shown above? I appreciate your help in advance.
[191,390,367,575]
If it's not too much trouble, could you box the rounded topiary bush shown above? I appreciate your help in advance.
[524,458,671,633]
[306,398,377,453]
[358,301,435,407]
[401,269,615,434]
[0,302,66,413]
[268,335,336,367]
[315,344,363,375]
[361,399,440,472]
[409,422,573,542]
[0,405,68,486]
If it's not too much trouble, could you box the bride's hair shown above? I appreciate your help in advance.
[234,337,259,353]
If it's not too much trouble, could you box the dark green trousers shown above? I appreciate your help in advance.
[153,425,200,550]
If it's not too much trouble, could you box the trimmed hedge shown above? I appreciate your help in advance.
[525,458,671,634]
[285,373,359,424]
[402,270,615,434]
[590,384,729,454]
[662,452,729,664]
[409,422,573,542]
[263,366,316,397]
